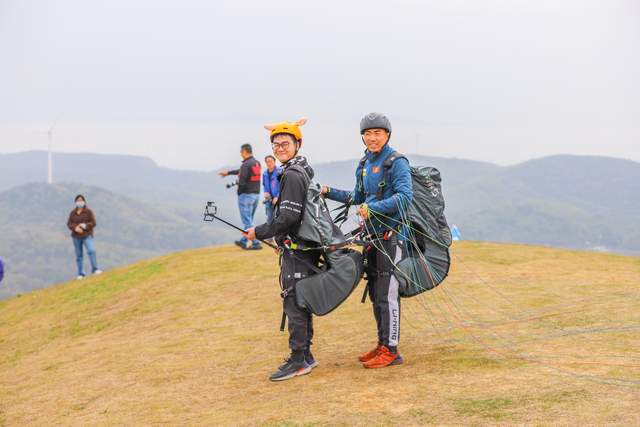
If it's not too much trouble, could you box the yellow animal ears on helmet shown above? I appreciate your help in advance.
[264,117,307,142]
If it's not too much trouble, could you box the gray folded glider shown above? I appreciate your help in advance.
[295,249,364,316]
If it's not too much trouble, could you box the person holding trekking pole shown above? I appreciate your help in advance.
[321,112,413,368]
[243,118,322,381]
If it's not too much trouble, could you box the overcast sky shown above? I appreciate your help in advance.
[1,0,638,170]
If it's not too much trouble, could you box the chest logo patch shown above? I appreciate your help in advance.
[372,166,381,174]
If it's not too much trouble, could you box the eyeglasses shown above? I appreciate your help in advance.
[271,141,292,151]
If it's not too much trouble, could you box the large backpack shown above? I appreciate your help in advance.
[284,165,365,316]
[358,152,452,297]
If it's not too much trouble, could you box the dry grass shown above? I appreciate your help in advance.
[1,242,639,426]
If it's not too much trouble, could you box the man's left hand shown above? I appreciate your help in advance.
[243,227,257,241]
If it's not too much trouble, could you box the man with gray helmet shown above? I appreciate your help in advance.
[322,112,413,368]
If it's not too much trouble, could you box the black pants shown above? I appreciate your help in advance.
[280,250,321,352]
[366,236,403,348]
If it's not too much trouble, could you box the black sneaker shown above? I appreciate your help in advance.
[391,354,404,365]
[247,243,263,250]
[234,240,249,250]
[269,357,311,382]
[305,348,319,369]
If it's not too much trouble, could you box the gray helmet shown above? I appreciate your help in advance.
[360,112,392,135]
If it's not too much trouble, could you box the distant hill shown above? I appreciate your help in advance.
[441,155,640,253]
[2,150,639,256]
[0,150,260,224]
[0,183,234,298]
[1,242,639,424]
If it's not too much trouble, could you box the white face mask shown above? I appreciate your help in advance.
[75,201,85,209]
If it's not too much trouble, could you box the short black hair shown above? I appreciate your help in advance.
[240,143,253,154]
[74,194,86,202]
[264,155,276,162]
[270,133,297,144]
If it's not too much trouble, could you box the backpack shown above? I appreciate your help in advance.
[358,152,452,297]
[287,164,345,248]
[284,164,365,316]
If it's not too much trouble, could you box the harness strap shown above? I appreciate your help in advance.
[280,312,287,332]
[282,239,350,254]
[357,156,367,193]
[376,151,407,200]
[360,282,369,304]
[287,250,324,275]
[372,271,391,277]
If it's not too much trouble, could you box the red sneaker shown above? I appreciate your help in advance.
[358,344,382,362]
[362,345,403,368]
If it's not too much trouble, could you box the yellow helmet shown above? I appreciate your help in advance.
[264,118,307,144]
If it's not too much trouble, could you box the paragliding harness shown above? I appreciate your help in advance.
[203,194,363,330]
[278,164,364,330]
[341,151,452,300]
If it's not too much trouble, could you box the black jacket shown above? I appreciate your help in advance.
[228,156,261,195]
[255,156,313,243]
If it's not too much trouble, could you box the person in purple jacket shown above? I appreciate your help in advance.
[262,155,282,223]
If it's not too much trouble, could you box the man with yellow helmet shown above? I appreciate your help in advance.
[244,118,322,381]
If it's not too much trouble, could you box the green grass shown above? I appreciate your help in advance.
[453,397,515,420]
[63,261,165,305]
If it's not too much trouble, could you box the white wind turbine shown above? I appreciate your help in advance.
[36,119,59,184]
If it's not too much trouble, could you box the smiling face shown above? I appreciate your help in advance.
[362,128,390,153]
[271,134,298,163]
[265,156,276,171]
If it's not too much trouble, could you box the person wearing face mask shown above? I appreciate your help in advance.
[321,112,413,369]
[243,118,322,382]
[67,194,102,279]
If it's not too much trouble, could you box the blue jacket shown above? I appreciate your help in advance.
[262,166,282,198]
[326,144,413,237]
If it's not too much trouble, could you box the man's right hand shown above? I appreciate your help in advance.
[74,226,84,234]
[321,185,329,195]
[218,170,229,177]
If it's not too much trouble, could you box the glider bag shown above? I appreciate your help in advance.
[295,249,364,316]
[396,166,452,297]
[396,238,451,296]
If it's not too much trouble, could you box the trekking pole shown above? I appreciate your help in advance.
[203,201,278,250]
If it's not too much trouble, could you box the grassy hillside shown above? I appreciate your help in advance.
[0,183,233,297]
[1,242,639,425]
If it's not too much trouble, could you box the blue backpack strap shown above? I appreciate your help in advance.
[376,151,407,200]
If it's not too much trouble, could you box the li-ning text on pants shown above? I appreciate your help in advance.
[366,237,402,348]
